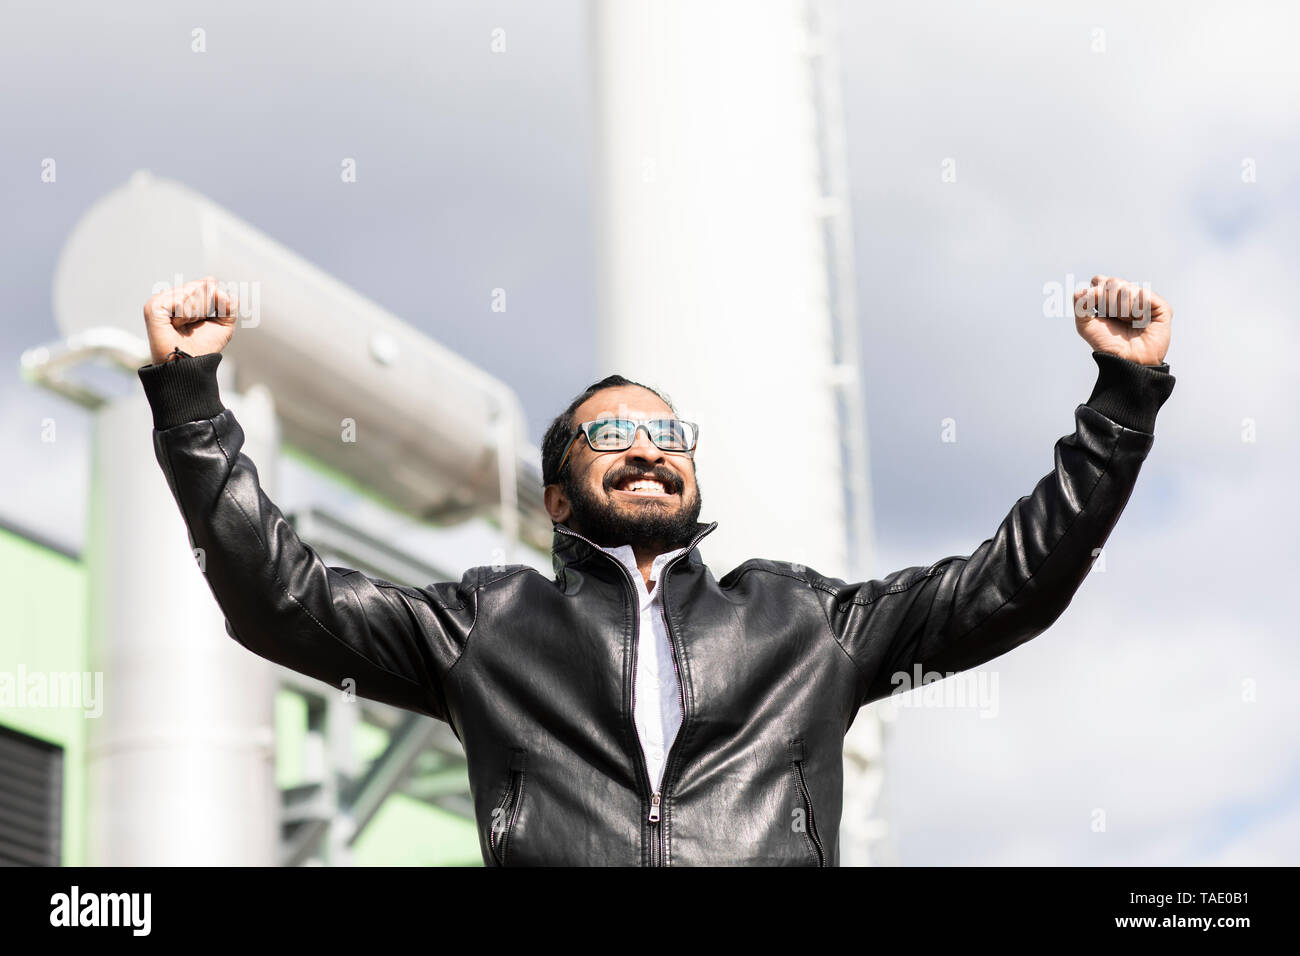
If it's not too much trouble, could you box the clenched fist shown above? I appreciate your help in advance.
[142,276,239,366]
[1074,274,1172,367]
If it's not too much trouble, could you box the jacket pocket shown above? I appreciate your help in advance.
[488,748,527,866]
[788,739,826,867]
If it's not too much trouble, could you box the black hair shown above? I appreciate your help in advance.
[541,374,679,488]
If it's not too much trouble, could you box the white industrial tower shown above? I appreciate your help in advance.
[589,0,891,863]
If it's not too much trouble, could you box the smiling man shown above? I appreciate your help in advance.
[137,274,1175,866]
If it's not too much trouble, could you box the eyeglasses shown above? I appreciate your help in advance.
[557,418,700,474]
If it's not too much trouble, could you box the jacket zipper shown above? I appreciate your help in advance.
[554,522,713,867]
[489,766,525,866]
[792,757,826,867]
[648,574,689,866]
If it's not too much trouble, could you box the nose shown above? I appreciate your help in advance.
[625,424,665,465]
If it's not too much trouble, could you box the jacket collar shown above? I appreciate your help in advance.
[551,520,718,580]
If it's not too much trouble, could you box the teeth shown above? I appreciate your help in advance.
[624,479,667,493]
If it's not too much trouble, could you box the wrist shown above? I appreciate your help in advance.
[152,345,195,366]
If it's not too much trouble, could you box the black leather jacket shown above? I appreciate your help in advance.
[137,350,1175,866]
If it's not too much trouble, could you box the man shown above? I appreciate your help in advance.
[137,274,1175,866]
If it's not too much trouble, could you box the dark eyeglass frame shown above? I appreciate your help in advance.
[557,418,700,475]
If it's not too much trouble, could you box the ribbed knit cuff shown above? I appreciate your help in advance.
[136,352,226,430]
[1084,350,1176,434]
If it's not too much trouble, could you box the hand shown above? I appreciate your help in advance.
[142,276,239,366]
[1073,274,1172,366]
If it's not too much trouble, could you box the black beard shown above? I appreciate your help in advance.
[562,467,704,553]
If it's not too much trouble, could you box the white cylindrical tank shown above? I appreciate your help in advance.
[51,171,547,552]
[589,0,847,575]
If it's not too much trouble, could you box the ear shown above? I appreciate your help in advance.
[544,484,572,523]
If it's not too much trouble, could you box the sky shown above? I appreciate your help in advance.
[1,0,1296,865]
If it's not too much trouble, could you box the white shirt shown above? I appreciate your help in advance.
[598,542,688,793]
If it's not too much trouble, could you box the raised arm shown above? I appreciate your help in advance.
[136,278,477,721]
[820,276,1176,709]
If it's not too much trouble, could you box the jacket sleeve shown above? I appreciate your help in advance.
[817,351,1176,709]
[137,352,477,722]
